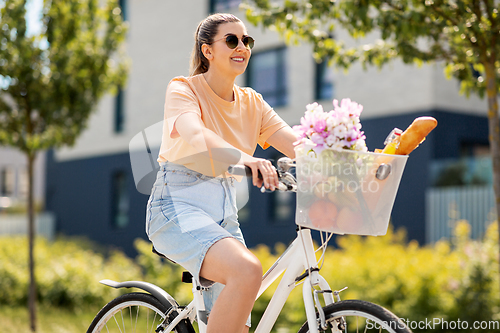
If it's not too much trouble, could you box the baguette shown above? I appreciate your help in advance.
[395,117,437,155]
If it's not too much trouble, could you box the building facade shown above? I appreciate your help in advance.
[44,0,490,256]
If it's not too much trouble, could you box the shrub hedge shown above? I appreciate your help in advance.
[0,221,498,332]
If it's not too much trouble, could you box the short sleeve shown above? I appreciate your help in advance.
[256,95,289,149]
[164,77,202,138]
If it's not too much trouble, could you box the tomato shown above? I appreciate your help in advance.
[308,200,338,230]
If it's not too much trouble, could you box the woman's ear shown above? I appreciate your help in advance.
[201,44,213,60]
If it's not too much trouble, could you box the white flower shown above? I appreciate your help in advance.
[305,102,324,114]
[326,134,337,146]
[326,114,339,129]
[332,141,344,152]
[355,140,368,152]
[306,149,318,161]
[333,125,346,138]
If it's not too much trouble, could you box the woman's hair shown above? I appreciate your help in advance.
[189,13,242,76]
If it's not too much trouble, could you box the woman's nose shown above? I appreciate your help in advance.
[235,39,249,51]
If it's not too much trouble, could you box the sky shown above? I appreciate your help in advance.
[25,0,43,37]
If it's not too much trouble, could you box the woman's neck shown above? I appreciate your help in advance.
[202,71,235,102]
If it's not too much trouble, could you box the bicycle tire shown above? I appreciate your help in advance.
[297,299,412,333]
[87,292,194,333]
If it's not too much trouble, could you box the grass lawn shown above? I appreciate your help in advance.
[0,305,102,333]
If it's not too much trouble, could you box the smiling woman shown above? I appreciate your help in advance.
[145,12,298,333]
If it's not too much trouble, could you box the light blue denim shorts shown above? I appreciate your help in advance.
[145,162,250,326]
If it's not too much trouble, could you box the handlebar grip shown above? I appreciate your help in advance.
[227,165,263,179]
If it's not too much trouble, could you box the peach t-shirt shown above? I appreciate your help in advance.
[158,74,288,176]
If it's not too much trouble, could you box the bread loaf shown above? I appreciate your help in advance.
[395,117,437,155]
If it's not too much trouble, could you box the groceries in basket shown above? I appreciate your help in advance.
[293,99,437,235]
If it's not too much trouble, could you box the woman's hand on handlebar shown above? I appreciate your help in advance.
[244,157,279,191]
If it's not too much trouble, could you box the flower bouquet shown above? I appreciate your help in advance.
[293,99,408,236]
[293,98,367,156]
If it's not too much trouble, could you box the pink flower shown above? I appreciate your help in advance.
[311,133,325,146]
[313,117,327,133]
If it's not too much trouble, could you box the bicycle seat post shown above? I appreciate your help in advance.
[192,278,208,333]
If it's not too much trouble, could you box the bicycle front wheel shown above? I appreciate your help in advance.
[298,299,412,333]
[87,292,193,333]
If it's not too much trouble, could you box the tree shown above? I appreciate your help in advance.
[243,0,500,276]
[0,0,128,331]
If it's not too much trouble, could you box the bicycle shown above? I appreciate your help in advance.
[87,152,412,333]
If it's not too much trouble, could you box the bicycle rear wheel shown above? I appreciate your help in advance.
[297,299,412,333]
[87,292,193,333]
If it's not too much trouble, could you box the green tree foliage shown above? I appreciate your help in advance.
[0,0,128,151]
[243,0,498,97]
[0,0,128,330]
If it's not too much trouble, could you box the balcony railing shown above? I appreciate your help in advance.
[426,185,496,243]
[0,212,56,240]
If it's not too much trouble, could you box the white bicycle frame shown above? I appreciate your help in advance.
[161,227,335,333]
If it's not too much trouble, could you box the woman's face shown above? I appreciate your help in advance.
[204,21,252,77]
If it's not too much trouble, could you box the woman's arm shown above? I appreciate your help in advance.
[265,126,298,159]
[175,112,279,190]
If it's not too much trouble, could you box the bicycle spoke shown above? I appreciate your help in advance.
[88,293,183,333]
[134,305,139,333]
[120,309,125,333]
[129,306,132,333]
[113,314,123,333]
[151,311,158,333]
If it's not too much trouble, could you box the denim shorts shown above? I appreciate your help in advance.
[145,162,251,326]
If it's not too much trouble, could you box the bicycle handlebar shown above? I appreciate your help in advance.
[227,158,297,192]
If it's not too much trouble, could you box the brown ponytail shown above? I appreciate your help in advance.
[189,13,241,76]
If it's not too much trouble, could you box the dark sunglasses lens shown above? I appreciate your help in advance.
[225,35,239,49]
[244,36,254,49]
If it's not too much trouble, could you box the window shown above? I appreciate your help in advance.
[268,190,294,224]
[18,167,28,199]
[0,167,15,197]
[209,0,241,13]
[315,60,334,100]
[119,0,127,21]
[246,47,288,108]
[111,171,129,229]
[114,88,125,133]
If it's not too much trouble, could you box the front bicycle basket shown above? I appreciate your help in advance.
[295,147,408,236]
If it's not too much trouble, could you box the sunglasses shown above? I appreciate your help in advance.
[210,34,255,50]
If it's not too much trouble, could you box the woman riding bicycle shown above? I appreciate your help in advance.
[146,13,297,333]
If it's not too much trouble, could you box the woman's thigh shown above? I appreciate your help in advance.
[199,237,262,286]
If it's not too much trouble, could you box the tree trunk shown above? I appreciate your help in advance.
[484,61,500,292]
[27,152,37,332]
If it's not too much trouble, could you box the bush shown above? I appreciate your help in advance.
[0,236,142,309]
[1,221,499,332]
[247,222,500,332]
